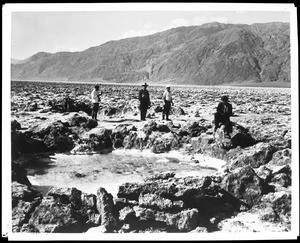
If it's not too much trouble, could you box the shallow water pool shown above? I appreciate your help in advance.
[26,150,223,197]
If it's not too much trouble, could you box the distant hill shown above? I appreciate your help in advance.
[11,58,28,65]
[11,22,290,86]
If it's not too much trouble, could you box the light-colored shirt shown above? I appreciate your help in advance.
[163,90,172,101]
[91,89,100,103]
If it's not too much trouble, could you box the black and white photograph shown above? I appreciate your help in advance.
[2,3,299,241]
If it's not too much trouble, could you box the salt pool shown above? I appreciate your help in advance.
[26,149,226,197]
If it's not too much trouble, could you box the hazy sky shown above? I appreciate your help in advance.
[10,4,291,60]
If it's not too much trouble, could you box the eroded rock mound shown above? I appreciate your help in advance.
[217,189,291,232]
[12,181,120,233]
[214,122,256,150]
[50,98,92,115]
[115,173,242,232]
[96,188,117,232]
[12,182,42,232]
[11,130,49,160]
[226,142,277,170]
[11,120,21,131]
[12,162,32,187]
[42,123,74,152]
[221,166,274,208]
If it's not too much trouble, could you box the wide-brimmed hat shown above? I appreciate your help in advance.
[142,82,148,87]
[221,95,229,101]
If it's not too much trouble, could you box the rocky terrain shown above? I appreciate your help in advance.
[11,22,290,86]
[10,81,292,234]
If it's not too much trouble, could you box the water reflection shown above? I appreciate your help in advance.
[15,152,57,176]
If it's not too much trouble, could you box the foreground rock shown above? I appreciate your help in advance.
[221,166,274,207]
[11,160,292,233]
[12,162,32,187]
[116,174,243,232]
[96,188,117,232]
[12,182,42,232]
[25,187,99,233]
[12,185,118,233]
[218,189,291,232]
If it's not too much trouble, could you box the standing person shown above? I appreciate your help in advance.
[214,95,233,136]
[138,83,151,121]
[91,84,100,120]
[63,92,71,111]
[162,86,174,121]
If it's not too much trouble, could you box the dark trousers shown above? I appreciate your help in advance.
[163,101,171,119]
[140,103,148,121]
[63,97,71,111]
[214,113,232,133]
[92,103,99,120]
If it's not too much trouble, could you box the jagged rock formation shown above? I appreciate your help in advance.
[11,162,291,233]
[11,22,290,86]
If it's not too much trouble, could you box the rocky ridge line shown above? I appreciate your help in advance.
[11,22,290,86]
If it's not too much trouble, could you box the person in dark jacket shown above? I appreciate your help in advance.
[139,83,151,121]
[214,95,233,135]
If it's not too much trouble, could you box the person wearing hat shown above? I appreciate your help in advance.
[138,83,151,121]
[162,86,174,121]
[214,95,233,136]
[91,84,101,120]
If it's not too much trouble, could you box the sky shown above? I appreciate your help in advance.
[8,3,292,60]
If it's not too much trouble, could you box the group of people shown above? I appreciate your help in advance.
[90,83,233,135]
[138,83,173,121]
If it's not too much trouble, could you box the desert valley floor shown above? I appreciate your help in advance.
[9,81,292,234]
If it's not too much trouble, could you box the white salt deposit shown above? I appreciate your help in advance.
[112,148,226,170]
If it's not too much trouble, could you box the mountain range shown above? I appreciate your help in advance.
[11,22,290,86]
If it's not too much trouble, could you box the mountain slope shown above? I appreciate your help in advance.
[11,22,290,85]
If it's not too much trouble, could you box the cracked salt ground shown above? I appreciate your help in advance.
[26,149,225,198]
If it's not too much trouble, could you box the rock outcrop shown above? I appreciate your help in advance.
[11,165,291,233]
[11,130,49,160]
[12,182,42,232]
[49,97,92,115]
